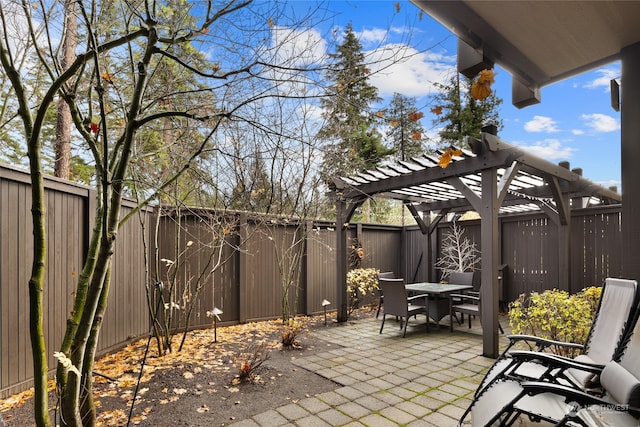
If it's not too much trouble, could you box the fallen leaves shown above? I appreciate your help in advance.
[5,315,327,425]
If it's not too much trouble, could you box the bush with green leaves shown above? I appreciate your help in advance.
[346,268,380,315]
[508,287,602,357]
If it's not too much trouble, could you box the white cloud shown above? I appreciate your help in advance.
[270,26,327,67]
[581,113,620,132]
[355,26,412,47]
[524,116,560,133]
[363,44,455,97]
[516,139,576,161]
[571,129,585,136]
[584,67,619,91]
[356,28,389,45]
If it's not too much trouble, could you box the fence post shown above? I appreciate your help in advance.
[238,213,249,323]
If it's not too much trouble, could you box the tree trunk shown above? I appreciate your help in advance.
[28,164,50,427]
[25,102,50,427]
[56,198,103,403]
[80,266,112,426]
[54,0,77,179]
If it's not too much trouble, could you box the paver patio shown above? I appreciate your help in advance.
[229,315,516,426]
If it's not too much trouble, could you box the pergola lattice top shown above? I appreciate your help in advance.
[333,132,620,221]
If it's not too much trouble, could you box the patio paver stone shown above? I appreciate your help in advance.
[230,315,511,427]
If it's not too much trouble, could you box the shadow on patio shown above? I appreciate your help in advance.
[230,315,513,427]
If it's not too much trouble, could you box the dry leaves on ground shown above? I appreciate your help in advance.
[2,316,319,426]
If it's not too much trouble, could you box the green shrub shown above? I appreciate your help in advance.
[346,268,380,315]
[508,287,602,357]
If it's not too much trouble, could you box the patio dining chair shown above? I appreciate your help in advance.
[378,277,428,337]
[375,271,396,318]
[464,293,640,427]
[449,271,476,323]
[459,277,639,426]
[449,288,504,334]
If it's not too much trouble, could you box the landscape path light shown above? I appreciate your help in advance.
[321,299,331,326]
[207,307,223,343]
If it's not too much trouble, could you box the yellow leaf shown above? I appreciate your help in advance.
[101,72,114,83]
[477,68,496,84]
[471,82,491,100]
[438,152,453,168]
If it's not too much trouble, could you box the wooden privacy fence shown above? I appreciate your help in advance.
[0,163,624,397]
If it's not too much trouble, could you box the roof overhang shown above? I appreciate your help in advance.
[411,1,640,107]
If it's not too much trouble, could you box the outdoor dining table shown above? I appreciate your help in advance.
[405,282,474,331]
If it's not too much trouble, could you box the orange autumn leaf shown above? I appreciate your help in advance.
[471,82,491,100]
[430,106,443,115]
[268,17,274,27]
[438,152,453,168]
[412,131,421,140]
[477,68,496,85]
[101,72,114,83]
[438,147,463,168]
[390,120,398,127]
[471,69,496,101]
[408,111,424,122]
[376,111,384,118]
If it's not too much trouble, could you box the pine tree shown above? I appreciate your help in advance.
[318,23,393,179]
[384,93,426,161]
[432,74,503,147]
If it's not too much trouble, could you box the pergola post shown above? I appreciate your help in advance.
[479,167,500,358]
[621,42,640,281]
[335,198,349,322]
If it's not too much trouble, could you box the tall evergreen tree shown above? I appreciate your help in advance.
[318,23,392,179]
[384,93,425,161]
[432,74,503,147]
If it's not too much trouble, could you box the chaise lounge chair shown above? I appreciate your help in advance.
[465,293,640,426]
[460,277,639,426]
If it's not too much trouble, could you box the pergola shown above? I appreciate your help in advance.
[336,0,640,358]
[332,131,620,357]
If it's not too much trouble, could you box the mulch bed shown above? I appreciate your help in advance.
[1,308,376,427]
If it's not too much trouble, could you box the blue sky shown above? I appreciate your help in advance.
[279,0,622,190]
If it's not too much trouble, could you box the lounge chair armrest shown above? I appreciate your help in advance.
[505,334,584,352]
[520,381,607,406]
[520,380,640,415]
[508,350,605,374]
